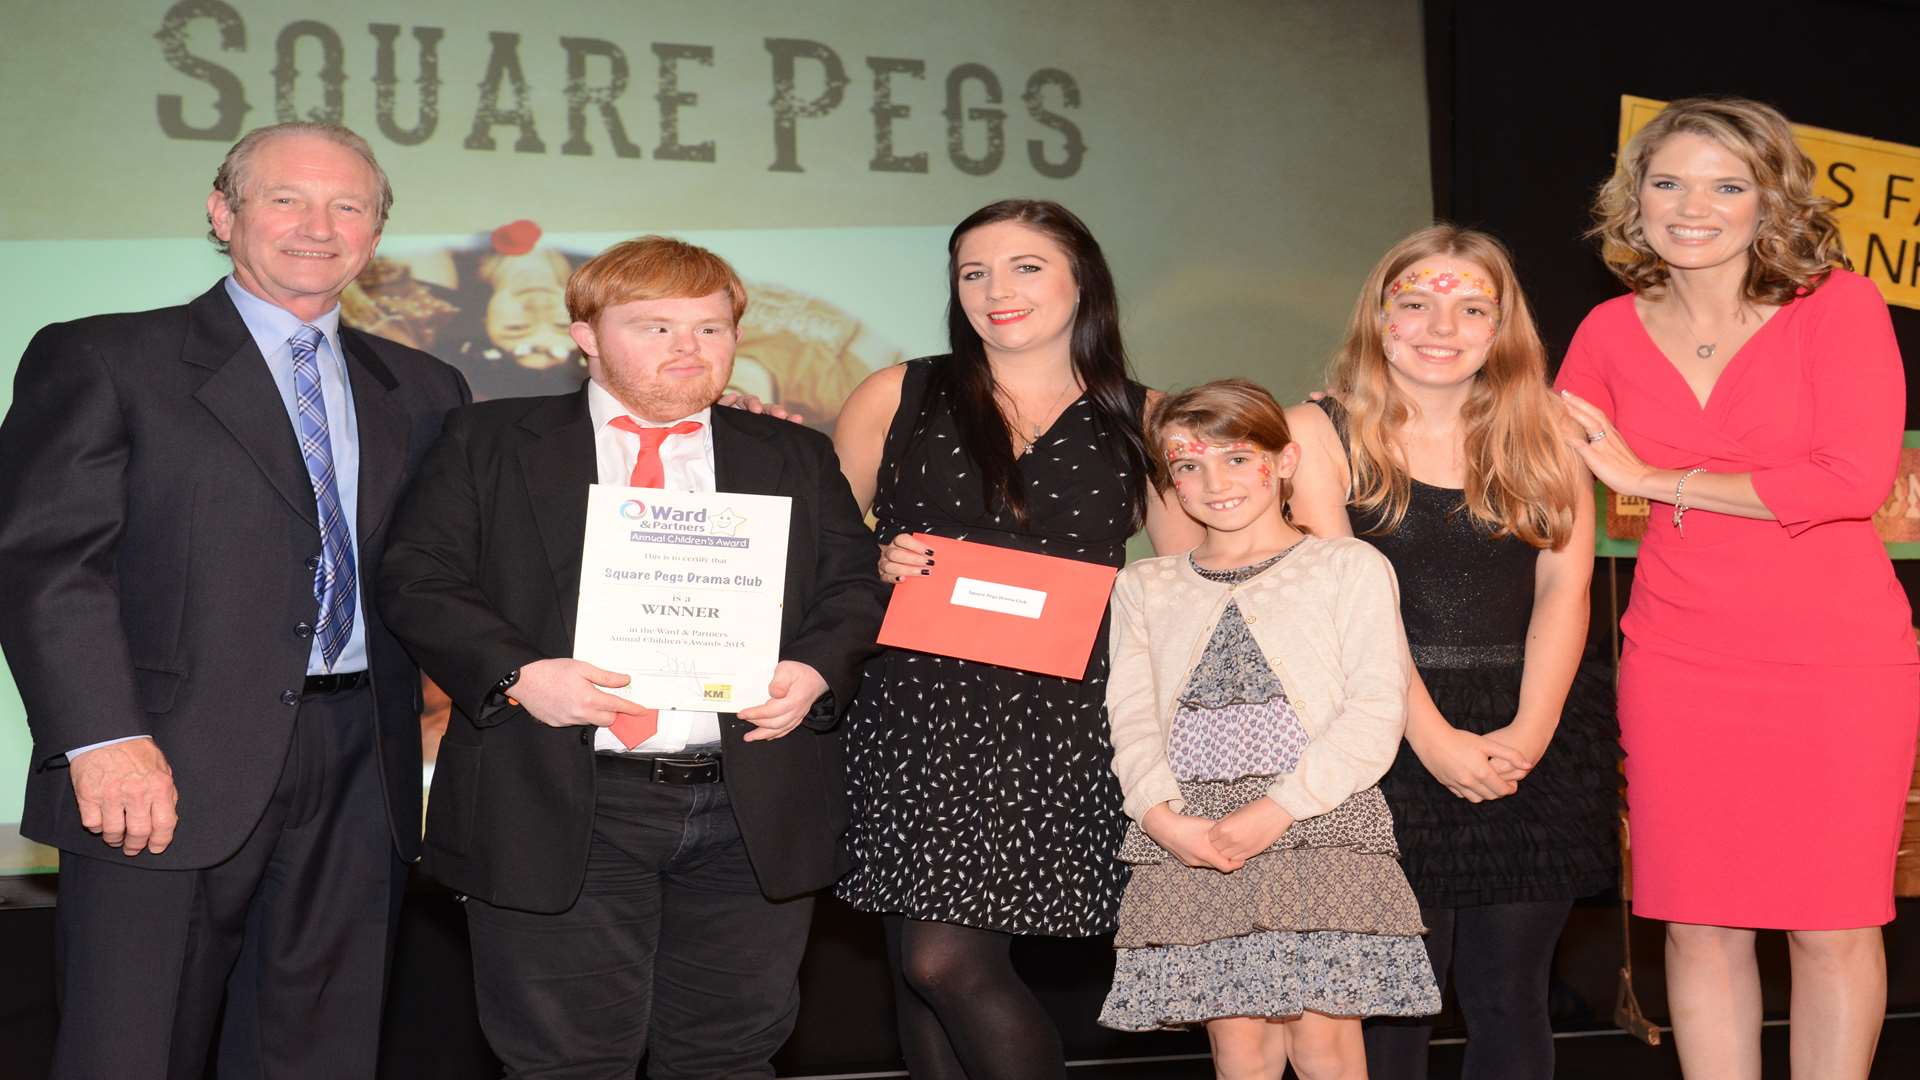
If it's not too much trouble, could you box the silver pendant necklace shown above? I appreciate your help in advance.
[1675,295,1746,361]
[1677,303,1717,360]
[1009,377,1081,456]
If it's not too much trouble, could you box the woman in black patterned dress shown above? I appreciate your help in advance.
[832,200,1198,1078]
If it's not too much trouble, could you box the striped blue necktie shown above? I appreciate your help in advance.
[289,324,357,670]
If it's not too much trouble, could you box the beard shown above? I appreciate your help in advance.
[599,360,731,422]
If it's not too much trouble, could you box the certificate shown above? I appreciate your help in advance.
[876,533,1118,679]
[575,484,790,713]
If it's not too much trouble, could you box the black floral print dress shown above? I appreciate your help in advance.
[836,356,1144,936]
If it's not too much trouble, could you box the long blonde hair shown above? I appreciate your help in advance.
[1588,97,1846,304]
[1327,225,1579,550]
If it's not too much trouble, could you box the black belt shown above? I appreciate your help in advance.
[595,752,723,785]
[302,671,368,695]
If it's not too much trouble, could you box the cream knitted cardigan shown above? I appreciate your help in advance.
[1105,535,1410,824]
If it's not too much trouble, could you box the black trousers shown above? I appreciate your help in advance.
[1363,899,1575,1080]
[51,683,403,1080]
[465,759,815,1080]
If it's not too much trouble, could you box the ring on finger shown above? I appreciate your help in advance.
[1586,430,1607,443]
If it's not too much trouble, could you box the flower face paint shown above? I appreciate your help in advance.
[1163,427,1291,532]
[1384,263,1500,314]
[1379,256,1500,393]
[1164,434,1257,464]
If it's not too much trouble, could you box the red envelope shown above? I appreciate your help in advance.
[877,533,1119,680]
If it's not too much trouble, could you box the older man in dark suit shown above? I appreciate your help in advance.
[380,236,885,1078]
[0,122,468,1078]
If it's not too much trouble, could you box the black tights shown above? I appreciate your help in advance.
[881,916,1067,1080]
[1363,899,1574,1080]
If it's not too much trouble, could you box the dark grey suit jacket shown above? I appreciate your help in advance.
[379,389,886,911]
[0,281,470,867]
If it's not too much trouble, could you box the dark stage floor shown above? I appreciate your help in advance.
[1,892,1915,1078]
[1034,1016,1920,1079]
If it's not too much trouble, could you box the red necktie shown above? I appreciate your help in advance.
[608,417,703,488]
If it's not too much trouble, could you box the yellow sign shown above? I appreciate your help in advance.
[1620,95,1920,311]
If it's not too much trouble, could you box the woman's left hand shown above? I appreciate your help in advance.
[1558,391,1653,499]
[716,391,805,425]
[1207,797,1293,862]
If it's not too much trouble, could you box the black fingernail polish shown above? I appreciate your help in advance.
[925,559,936,567]
[920,568,930,576]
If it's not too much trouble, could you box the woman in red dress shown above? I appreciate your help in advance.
[1556,97,1918,1078]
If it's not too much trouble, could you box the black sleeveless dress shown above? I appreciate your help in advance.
[836,357,1144,936]
[1319,399,1620,908]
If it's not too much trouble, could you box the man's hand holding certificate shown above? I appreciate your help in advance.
[508,656,826,747]
[735,661,831,742]
[507,657,651,732]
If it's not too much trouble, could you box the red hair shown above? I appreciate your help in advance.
[566,235,748,326]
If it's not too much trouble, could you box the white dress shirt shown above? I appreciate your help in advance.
[584,378,722,753]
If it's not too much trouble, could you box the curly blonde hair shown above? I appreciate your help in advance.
[1589,97,1847,304]
[1327,226,1579,550]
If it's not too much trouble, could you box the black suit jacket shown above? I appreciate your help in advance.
[379,388,885,911]
[0,282,470,867]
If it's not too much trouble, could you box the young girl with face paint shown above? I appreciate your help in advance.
[1101,379,1440,1079]
[1285,227,1618,1080]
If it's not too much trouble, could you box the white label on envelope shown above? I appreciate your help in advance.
[950,576,1048,619]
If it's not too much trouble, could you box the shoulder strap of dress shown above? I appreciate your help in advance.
[1312,395,1353,457]
[873,356,942,514]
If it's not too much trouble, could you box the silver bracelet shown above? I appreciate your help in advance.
[1672,467,1707,536]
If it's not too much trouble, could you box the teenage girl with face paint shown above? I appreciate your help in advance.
[1285,226,1621,1080]
[1101,379,1440,1079]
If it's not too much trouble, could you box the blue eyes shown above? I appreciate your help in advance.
[1649,179,1749,195]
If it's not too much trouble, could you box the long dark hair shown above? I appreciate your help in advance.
[935,199,1151,529]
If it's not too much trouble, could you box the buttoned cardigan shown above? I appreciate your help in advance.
[1105,535,1410,824]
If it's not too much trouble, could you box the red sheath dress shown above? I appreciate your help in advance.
[1556,269,1919,929]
